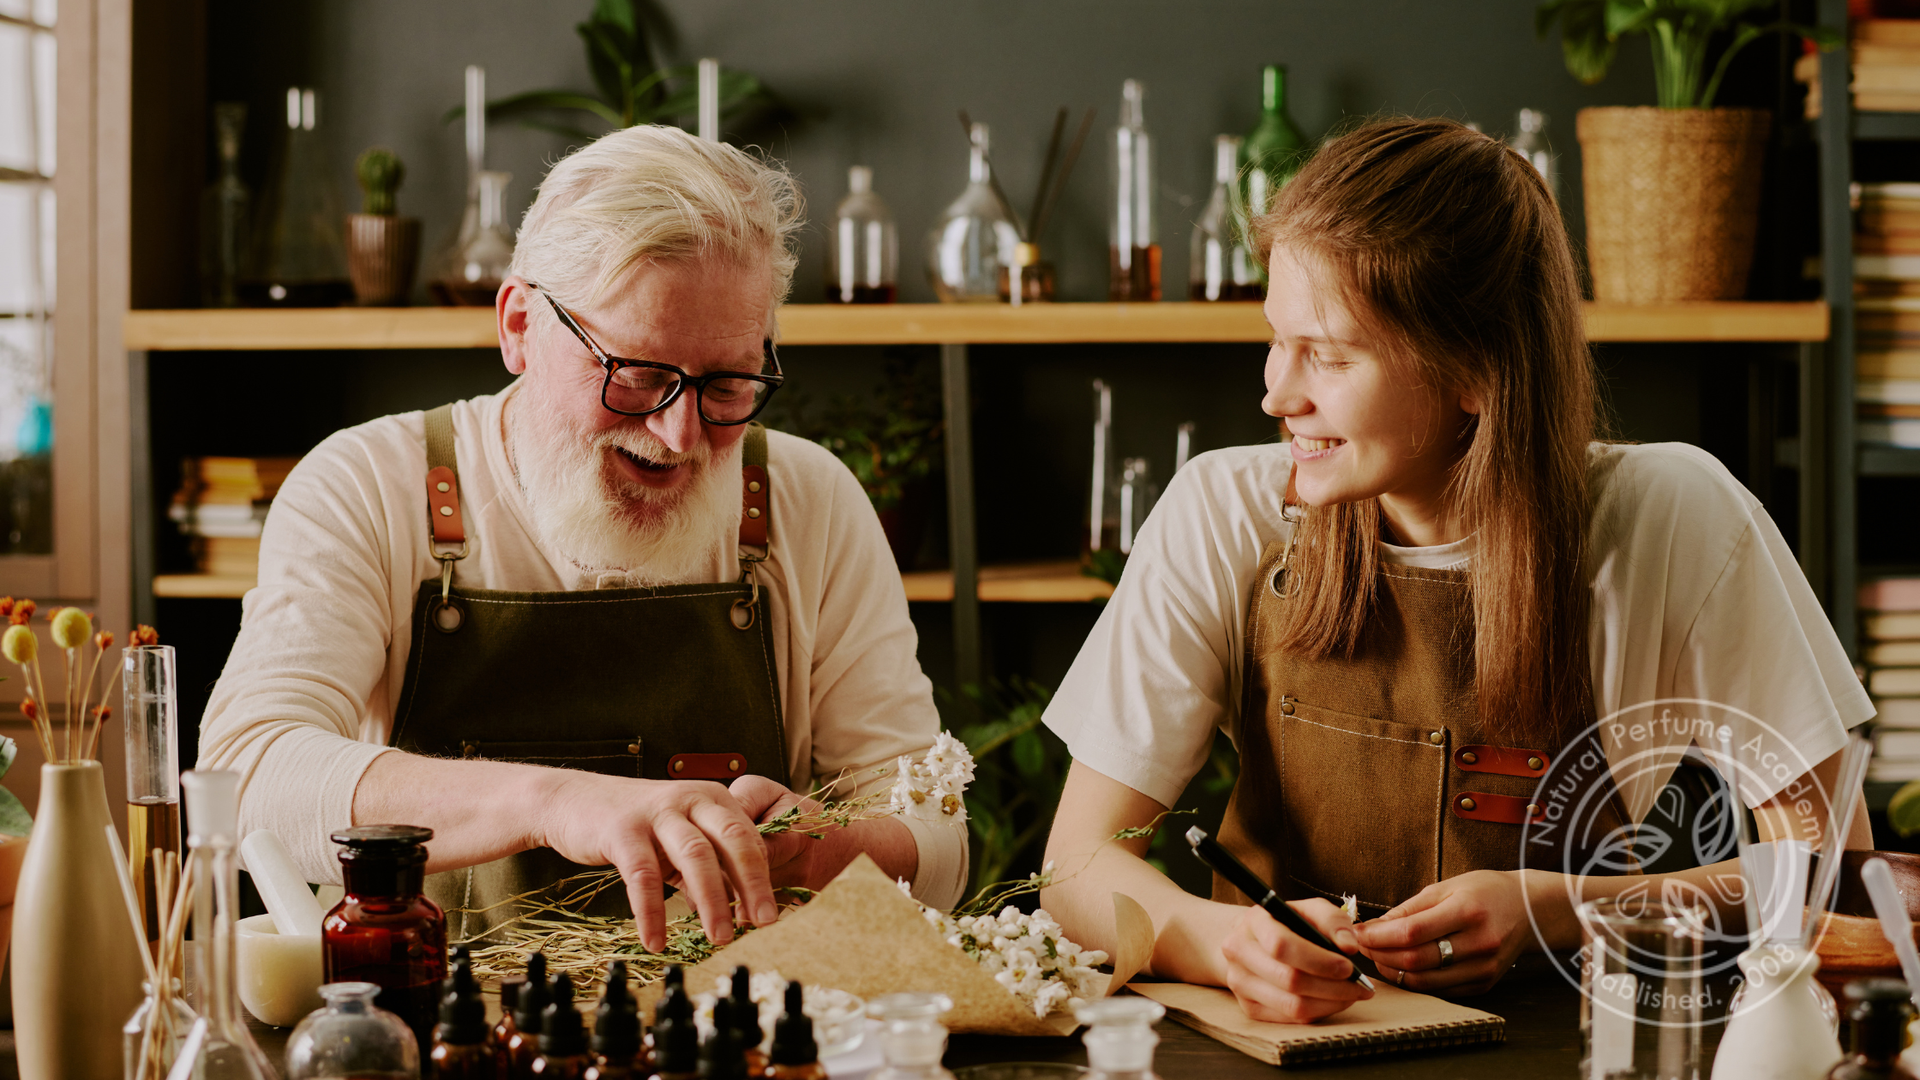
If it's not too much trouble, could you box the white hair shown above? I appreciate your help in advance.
[510,125,803,326]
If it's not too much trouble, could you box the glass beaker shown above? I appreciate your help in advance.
[827,165,898,303]
[245,87,352,307]
[1577,898,1706,1080]
[869,992,956,1080]
[1075,996,1165,1080]
[124,644,180,957]
[285,982,421,1079]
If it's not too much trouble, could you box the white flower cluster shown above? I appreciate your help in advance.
[888,730,976,823]
[915,898,1110,1019]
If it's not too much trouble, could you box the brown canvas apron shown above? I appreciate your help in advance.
[1216,537,1629,915]
[387,404,788,941]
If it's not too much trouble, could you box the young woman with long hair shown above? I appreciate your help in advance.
[1038,117,1871,1022]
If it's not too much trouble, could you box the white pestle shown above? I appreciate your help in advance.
[1863,857,1920,1010]
[239,830,324,937]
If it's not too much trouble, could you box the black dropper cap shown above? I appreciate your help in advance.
[435,949,489,1046]
[657,964,693,1024]
[592,961,641,1061]
[725,965,758,1052]
[514,952,551,1034]
[767,980,816,1067]
[540,974,589,1058]
[651,990,699,1074]
[699,997,746,1079]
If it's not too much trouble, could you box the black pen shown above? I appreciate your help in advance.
[1187,826,1376,990]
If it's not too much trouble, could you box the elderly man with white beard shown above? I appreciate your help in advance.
[195,125,968,949]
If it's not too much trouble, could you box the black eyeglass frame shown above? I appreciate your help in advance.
[530,284,784,425]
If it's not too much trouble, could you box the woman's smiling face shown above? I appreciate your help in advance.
[1259,244,1478,546]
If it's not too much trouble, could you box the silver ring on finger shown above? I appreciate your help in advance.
[1437,937,1455,968]
[1395,969,1407,988]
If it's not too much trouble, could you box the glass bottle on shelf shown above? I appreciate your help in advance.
[124,641,180,959]
[1509,108,1558,203]
[1241,65,1308,226]
[173,769,277,1080]
[200,103,251,308]
[321,826,448,1061]
[244,87,352,307]
[1087,379,1118,554]
[1075,996,1166,1080]
[826,165,898,303]
[926,122,1018,303]
[1191,135,1261,302]
[124,977,195,1080]
[869,993,957,1080]
[428,170,514,306]
[285,982,421,1080]
[1118,457,1157,555]
[1109,79,1160,302]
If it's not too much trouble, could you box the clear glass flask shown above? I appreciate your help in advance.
[1075,997,1165,1080]
[429,170,514,306]
[827,166,898,303]
[124,978,195,1080]
[285,982,421,1080]
[927,123,1018,303]
[1509,108,1558,204]
[1118,457,1156,555]
[125,643,181,959]
[869,993,956,1080]
[1190,135,1260,302]
[1108,79,1159,302]
[174,770,277,1079]
[245,87,352,307]
[1088,379,1118,554]
[200,104,251,308]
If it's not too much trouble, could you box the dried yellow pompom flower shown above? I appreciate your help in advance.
[3,623,37,665]
[49,607,90,650]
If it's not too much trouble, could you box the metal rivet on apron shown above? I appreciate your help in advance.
[1428,731,1444,745]
[1279,697,1295,716]
[747,507,762,519]
[673,760,685,773]
[748,481,762,493]
[436,481,450,493]
[627,743,640,755]
[438,505,453,516]
[1459,751,1477,765]
[1527,803,1540,817]
[1527,756,1543,771]
[1458,796,1476,811]
[432,600,464,633]
[728,758,740,772]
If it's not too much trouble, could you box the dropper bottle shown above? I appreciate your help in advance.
[1074,997,1166,1080]
[765,981,826,1080]
[431,947,495,1079]
[699,998,747,1079]
[648,967,699,1080]
[508,952,553,1078]
[726,965,766,1074]
[535,974,593,1078]
[496,972,527,1075]
[585,961,644,1079]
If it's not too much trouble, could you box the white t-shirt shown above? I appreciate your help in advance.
[1044,441,1873,820]
[197,385,968,907]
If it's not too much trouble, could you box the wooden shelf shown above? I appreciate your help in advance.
[1855,111,1920,141]
[122,301,1830,351]
[155,559,1115,603]
[1861,446,1920,477]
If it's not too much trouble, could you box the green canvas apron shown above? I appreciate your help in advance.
[387,404,788,941]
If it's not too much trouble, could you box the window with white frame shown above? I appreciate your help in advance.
[0,0,55,555]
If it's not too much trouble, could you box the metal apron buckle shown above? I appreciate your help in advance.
[432,542,468,633]
[732,550,765,631]
[1270,502,1306,600]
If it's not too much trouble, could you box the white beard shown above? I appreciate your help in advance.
[508,408,740,587]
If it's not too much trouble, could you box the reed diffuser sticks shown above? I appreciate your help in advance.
[107,824,196,1080]
[953,105,1095,246]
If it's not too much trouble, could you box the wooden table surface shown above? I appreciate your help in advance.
[204,955,1735,1078]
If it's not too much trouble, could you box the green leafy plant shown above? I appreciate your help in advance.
[355,148,404,216]
[1536,0,1835,109]
[445,0,772,140]
[0,734,31,837]
[949,678,1070,893]
[769,350,943,514]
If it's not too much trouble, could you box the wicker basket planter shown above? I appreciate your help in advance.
[1576,107,1770,303]
[345,213,421,306]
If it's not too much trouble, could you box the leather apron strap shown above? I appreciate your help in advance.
[390,405,788,941]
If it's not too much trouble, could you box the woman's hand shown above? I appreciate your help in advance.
[1355,869,1530,994]
[1220,898,1375,1023]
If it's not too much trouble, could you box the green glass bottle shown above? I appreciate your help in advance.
[1239,65,1308,233]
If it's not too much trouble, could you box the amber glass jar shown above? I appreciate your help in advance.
[321,825,447,1058]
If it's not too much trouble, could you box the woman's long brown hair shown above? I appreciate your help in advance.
[1253,117,1597,744]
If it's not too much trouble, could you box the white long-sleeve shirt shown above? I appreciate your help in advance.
[197,385,968,908]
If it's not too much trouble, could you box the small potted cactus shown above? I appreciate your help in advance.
[345,147,421,305]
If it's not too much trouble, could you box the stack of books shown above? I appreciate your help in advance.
[169,456,299,579]
[1796,20,1920,118]
[1867,578,1920,782]
[1854,182,1920,447]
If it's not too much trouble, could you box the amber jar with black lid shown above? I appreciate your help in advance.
[1828,979,1920,1080]
[321,825,447,1059]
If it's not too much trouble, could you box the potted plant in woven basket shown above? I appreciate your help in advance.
[1538,1,1832,302]
[345,147,420,306]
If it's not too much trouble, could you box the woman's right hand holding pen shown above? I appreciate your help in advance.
[1221,897,1375,1023]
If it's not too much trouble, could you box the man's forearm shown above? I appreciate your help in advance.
[352,751,556,873]
[772,815,918,891]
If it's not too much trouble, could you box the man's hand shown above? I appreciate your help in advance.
[532,770,780,953]
[1355,870,1530,994]
[1220,898,1374,1023]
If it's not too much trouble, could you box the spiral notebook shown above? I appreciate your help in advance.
[1127,980,1506,1067]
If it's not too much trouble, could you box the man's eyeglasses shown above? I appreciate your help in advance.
[531,284,784,425]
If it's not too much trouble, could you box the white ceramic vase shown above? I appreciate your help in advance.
[1711,944,1843,1080]
[10,762,148,1079]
